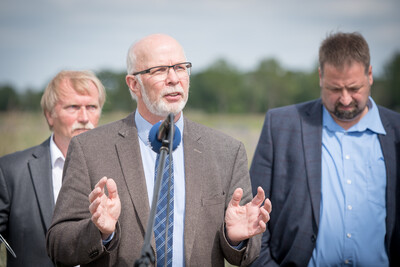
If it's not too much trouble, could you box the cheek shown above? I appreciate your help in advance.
[53,115,75,133]
[89,111,101,125]
[321,92,338,107]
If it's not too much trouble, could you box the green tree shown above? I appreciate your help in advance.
[19,89,43,111]
[188,59,246,113]
[0,85,19,111]
[383,52,400,111]
[97,70,136,112]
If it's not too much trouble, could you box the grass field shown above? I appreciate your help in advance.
[0,111,265,161]
[0,111,265,267]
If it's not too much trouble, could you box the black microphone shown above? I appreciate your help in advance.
[148,115,181,153]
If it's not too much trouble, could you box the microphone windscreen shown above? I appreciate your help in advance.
[148,121,181,153]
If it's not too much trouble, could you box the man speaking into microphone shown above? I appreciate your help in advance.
[46,33,271,267]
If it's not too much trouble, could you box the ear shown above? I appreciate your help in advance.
[318,67,323,88]
[44,110,54,128]
[367,65,373,86]
[126,75,141,98]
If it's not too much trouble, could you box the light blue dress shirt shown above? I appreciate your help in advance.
[308,97,389,267]
[135,111,186,267]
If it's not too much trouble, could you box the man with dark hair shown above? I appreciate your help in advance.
[0,70,106,267]
[250,32,400,266]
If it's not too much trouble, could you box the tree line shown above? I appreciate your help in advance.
[1,54,399,113]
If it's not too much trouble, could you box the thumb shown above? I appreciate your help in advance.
[106,178,119,199]
[230,188,243,207]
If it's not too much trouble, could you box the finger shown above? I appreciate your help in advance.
[89,177,107,203]
[258,206,271,223]
[88,186,101,203]
[97,176,108,188]
[89,197,101,215]
[251,186,266,206]
[229,188,243,207]
[257,219,267,233]
[106,178,119,200]
[264,198,272,213]
[91,210,101,225]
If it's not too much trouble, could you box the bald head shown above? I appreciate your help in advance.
[125,34,190,124]
[126,34,186,75]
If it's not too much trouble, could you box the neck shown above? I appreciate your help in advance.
[52,134,69,158]
[138,108,182,125]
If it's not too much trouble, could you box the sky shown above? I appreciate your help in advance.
[1,0,399,92]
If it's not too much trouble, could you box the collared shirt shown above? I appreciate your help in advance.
[135,111,186,267]
[308,97,389,267]
[49,134,65,203]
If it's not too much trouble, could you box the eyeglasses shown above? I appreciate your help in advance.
[132,62,192,80]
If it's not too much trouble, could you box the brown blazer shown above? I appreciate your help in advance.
[46,112,260,266]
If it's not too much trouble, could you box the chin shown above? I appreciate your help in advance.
[72,129,88,136]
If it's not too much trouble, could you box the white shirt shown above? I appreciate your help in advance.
[49,134,65,203]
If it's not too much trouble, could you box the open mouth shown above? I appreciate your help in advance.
[164,92,182,101]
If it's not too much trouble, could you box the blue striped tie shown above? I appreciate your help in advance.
[154,154,174,267]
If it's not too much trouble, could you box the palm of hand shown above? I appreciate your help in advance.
[225,201,262,243]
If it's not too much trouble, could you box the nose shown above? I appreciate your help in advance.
[77,107,89,123]
[165,67,180,85]
[340,89,353,106]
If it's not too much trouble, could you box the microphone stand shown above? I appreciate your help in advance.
[135,114,175,267]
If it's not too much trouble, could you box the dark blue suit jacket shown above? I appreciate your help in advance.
[250,99,400,266]
[0,138,55,267]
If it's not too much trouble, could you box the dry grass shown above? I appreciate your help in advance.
[0,111,265,161]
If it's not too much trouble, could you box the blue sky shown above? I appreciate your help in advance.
[1,0,399,91]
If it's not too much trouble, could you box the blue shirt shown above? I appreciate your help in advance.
[135,111,186,267]
[308,97,389,267]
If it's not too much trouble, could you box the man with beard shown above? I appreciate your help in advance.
[250,31,400,266]
[46,33,272,267]
[0,70,106,267]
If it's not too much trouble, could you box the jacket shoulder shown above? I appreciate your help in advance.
[0,139,50,166]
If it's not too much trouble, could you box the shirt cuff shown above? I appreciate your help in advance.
[102,232,115,246]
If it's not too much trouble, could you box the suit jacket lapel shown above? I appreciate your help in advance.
[116,113,152,245]
[29,138,54,231]
[300,100,323,228]
[182,119,205,264]
[378,109,397,248]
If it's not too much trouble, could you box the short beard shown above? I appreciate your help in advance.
[333,101,363,121]
[137,76,188,117]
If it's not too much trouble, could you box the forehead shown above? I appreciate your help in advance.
[57,78,99,103]
[322,62,367,83]
[136,39,186,68]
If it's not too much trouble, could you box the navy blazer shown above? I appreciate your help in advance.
[0,138,55,267]
[250,99,400,266]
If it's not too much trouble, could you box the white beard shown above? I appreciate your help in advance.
[137,76,188,117]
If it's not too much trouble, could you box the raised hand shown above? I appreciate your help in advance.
[88,176,121,240]
[225,186,272,245]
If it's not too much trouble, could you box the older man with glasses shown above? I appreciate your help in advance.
[46,33,271,267]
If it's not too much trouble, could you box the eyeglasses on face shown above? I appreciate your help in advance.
[132,62,192,79]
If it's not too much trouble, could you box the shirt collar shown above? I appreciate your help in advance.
[49,133,65,168]
[323,96,386,134]
[135,110,184,146]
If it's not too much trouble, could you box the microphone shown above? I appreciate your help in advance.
[148,114,181,153]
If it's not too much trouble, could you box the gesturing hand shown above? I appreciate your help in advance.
[225,186,272,245]
[88,177,121,240]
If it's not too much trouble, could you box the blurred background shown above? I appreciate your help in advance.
[1,0,400,266]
